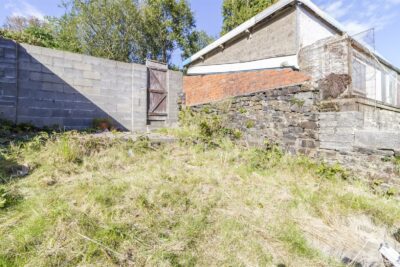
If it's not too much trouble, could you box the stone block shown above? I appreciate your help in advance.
[319,133,354,143]
[83,71,101,80]
[73,62,92,71]
[42,82,64,92]
[355,130,400,151]
[40,47,64,58]
[320,141,353,151]
[300,121,318,130]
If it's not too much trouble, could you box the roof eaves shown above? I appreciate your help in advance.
[183,0,296,66]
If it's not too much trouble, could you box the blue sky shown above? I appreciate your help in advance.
[1,0,399,67]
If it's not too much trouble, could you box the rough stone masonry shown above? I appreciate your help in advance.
[186,83,400,184]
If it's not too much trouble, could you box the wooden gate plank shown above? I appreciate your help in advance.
[147,60,168,119]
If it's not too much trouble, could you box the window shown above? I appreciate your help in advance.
[381,71,387,102]
[352,58,366,93]
[388,77,396,106]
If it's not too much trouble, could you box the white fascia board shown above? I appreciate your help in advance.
[297,0,345,33]
[183,0,295,66]
[186,55,298,75]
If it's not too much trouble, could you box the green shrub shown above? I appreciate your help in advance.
[178,108,242,144]
[290,97,305,107]
[316,163,349,181]
[239,107,247,114]
[395,157,400,174]
[246,143,283,171]
[246,120,255,129]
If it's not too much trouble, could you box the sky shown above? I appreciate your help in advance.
[1,0,399,67]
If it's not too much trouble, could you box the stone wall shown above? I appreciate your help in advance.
[190,85,320,155]
[186,85,400,182]
[0,38,182,131]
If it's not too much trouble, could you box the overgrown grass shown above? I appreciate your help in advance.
[0,113,399,266]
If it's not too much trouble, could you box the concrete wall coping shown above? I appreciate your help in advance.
[320,97,400,113]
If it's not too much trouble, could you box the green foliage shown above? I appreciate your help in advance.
[0,186,20,209]
[316,162,349,181]
[182,30,215,60]
[277,221,319,259]
[0,15,59,48]
[395,156,400,174]
[0,129,399,265]
[221,0,278,35]
[48,12,82,53]
[2,0,199,64]
[239,107,247,114]
[178,107,242,144]
[245,144,283,171]
[62,0,142,62]
[290,97,305,108]
[0,25,58,48]
[141,0,197,63]
[245,120,255,129]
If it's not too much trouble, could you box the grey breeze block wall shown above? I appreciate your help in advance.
[0,38,182,131]
[191,8,297,67]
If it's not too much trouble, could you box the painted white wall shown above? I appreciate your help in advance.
[298,6,337,48]
[375,71,382,102]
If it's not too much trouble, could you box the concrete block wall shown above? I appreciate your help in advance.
[166,70,183,126]
[191,8,297,67]
[0,39,17,121]
[0,38,182,131]
[15,43,147,131]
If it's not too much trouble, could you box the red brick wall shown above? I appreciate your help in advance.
[183,69,310,106]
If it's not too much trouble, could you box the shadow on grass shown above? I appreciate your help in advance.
[0,120,58,185]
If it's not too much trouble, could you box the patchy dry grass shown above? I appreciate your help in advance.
[0,117,400,266]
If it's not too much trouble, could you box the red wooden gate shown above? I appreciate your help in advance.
[146,60,168,122]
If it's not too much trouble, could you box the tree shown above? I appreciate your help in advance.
[221,0,278,35]
[182,30,215,60]
[3,16,43,32]
[48,3,83,53]
[53,0,142,62]
[141,0,196,63]
[51,0,197,64]
[1,0,199,65]
[0,16,58,48]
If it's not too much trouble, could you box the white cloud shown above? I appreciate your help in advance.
[4,0,45,20]
[322,0,352,19]
[319,0,400,35]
